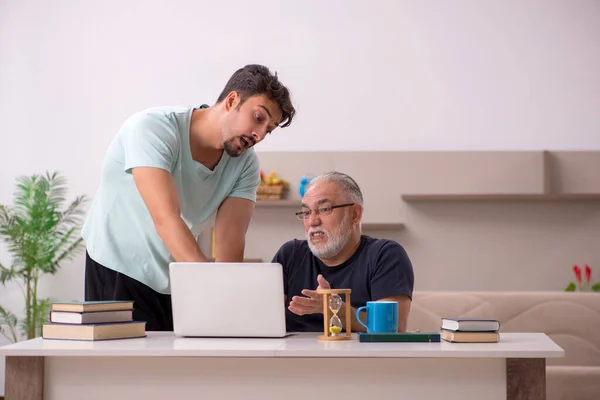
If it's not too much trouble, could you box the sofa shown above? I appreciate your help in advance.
[406,291,600,400]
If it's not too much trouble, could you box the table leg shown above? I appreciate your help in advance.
[5,356,44,400]
[506,358,545,400]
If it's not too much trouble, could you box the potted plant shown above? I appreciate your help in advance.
[565,264,600,292]
[0,171,87,342]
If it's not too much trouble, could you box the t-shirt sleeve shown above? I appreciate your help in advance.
[271,240,297,296]
[369,241,415,300]
[121,112,179,174]
[228,150,261,202]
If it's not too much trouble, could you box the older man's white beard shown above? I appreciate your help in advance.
[307,214,352,259]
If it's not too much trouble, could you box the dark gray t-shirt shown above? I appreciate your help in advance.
[272,235,414,332]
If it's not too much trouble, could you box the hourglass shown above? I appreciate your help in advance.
[317,289,352,341]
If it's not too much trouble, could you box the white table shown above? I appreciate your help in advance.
[0,332,564,400]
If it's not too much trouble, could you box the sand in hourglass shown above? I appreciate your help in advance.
[329,294,343,335]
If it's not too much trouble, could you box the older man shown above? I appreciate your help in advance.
[271,171,414,333]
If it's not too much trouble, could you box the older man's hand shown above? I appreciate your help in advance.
[288,274,331,316]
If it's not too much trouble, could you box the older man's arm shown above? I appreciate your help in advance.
[289,274,412,333]
[378,295,412,332]
[367,240,415,332]
[333,294,411,332]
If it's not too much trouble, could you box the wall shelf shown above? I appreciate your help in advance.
[401,193,600,202]
[401,151,600,203]
[256,200,299,208]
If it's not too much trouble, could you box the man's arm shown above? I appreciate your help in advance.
[289,293,411,333]
[290,275,366,332]
[335,299,366,332]
[337,294,411,332]
[213,197,255,262]
[368,241,415,332]
[380,295,411,332]
[291,288,410,332]
[132,167,208,262]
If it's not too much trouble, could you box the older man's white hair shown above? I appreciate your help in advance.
[304,171,364,205]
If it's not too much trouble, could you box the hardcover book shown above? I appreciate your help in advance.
[358,332,441,343]
[42,321,146,341]
[441,329,500,343]
[50,301,134,313]
[441,318,500,332]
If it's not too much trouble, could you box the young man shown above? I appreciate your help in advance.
[82,64,296,331]
[272,172,414,333]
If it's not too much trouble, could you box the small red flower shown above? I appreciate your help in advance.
[573,265,582,283]
[585,264,591,283]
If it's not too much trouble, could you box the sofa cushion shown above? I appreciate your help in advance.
[547,366,600,400]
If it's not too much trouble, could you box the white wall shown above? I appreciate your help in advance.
[0,0,599,393]
[1,0,599,164]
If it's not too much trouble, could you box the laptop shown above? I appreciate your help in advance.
[169,262,287,338]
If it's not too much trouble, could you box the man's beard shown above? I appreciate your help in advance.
[223,137,242,157]
[223,133,255,158]
[306,212,352,259]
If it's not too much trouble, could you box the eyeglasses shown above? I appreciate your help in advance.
[295,203,355,220]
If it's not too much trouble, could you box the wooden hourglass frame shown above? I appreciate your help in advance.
[317,289,352,341]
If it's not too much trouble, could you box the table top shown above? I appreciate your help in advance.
[0,332,565,358]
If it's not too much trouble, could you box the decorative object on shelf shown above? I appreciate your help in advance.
[299,176,313,197]
[565,264,600,292]
[0,171,87,342]
[256,170,289,200]
[317,288,352,340]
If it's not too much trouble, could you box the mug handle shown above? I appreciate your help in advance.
[355,306,368,330]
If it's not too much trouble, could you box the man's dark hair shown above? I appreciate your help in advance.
[216,64,296,128]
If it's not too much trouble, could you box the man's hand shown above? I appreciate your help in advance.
[288,274,330,316]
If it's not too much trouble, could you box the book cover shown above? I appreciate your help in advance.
[358,332,441,343]
[50,309,133,324]
[42,321,146,341]
[51,301,134,313]
[441,329,500,343]
[441,318,500,332]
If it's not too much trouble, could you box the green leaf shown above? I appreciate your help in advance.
[24,297,54,339]
[565,282,576,292]
[591,283,600,292]
[0,263,17,285]
[0,305,19,342]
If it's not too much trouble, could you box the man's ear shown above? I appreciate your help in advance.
[225,91,240,111]
[352,204,363,225]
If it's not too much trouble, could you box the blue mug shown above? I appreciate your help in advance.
[356,301,398,333]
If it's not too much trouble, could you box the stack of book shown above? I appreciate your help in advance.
[440,318,500,343]
[42,300,146,341]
